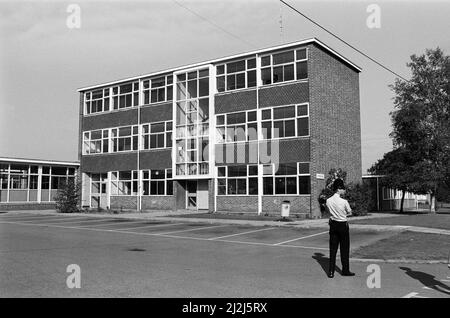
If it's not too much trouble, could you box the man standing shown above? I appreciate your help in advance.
[326,178,355,278]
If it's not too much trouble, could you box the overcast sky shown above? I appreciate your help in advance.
[0,0,449,173]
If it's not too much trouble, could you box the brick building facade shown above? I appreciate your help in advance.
[78,38,362,218]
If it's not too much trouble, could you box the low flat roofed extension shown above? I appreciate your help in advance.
[0,157,79,210]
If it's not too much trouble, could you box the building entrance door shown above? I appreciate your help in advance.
[91,173,108,209]
[186,181,197,209]
[185,180,209,210]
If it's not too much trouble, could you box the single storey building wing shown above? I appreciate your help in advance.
[0,157,79,211]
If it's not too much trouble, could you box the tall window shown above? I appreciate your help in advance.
[111,81,139,110]
[216,57,257,92]
[142,121,173,150]
[217,165,258,195]
[263,162,310,195]
[261,48,308,85]
[83,129,109,154]
[111,126,139,152]
[261,104,309,139]
[85,88,110,115]
[143,75,173,104]
[216,110,258,143]
[142,169,173,196]
[175,68,210,176]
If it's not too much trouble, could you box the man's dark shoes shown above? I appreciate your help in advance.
[342,271,355,276]
[327,271,334,278]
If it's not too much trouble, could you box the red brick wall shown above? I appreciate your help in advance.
[216,196,258,213]
[308,44,362,218]
[141,196,175,211]
[110,196,138,211]
[262,196,310,215]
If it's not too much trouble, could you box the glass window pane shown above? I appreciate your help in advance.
[296,61,308,80]
[286,177,297,194]
[247,58,256,69]
[261,56,270,66]
[273,121,283,138]
[273,106,295,119]
[262,121,271,139]
[261,68,271,85]
[247,70,256,87]
[275,177,286,194]
[227,60,245,73]
[273,51,294,65]
[248,178,258,195]
[228,165,247,177]
[151,123,165,133]
[298,163,310,174]
[217,76,225,92]
[296,48,307,60]
[297,117,309,136]
[199,78,209,97]
[227,112,246,125]
[285,120,295,137]
[297,104,308,116]
[217,65,225,75]
[263,177,273,195]
[284,64,294,81]
[273,66,283,83]
[299,176,311,194]
[237,179,246,194]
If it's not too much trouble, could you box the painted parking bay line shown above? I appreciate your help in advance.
[16,216,92,223]
[113,222,187,231]
[207,227,276,241]
[157,224,229,235]
[53,218,142,226]
[0,220,329,251]
[272,231,328,246]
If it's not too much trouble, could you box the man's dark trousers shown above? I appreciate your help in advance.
[329,219,350,274]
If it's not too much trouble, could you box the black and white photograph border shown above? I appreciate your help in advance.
[0,0,449,305]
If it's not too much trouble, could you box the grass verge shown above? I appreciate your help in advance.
[351,213,450,230]
[352,231,450,261]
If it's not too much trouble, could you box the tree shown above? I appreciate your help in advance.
[318,168,372,216]
[369,147,427,212]
[389,47,450,212]
[55,178,81,213]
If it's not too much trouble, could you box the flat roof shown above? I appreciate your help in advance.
[77,37,362,92]
[0,157,79,166]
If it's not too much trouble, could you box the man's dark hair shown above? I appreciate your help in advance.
[332,179,345,192]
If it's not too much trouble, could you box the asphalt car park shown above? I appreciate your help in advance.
[0,213,448,297]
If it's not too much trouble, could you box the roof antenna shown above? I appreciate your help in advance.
[279,2,284,43]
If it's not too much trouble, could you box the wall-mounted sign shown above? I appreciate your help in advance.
[316,173,325,180]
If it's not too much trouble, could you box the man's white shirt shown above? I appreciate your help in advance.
[326,193,352,222]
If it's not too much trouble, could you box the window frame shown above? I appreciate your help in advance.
[216,165,258,196]
[141,120,173,150]
[262,162,311,196]
[216,56,257,93]
[216,109,258,144]
[260,103,310,141]
[260,48,308,86]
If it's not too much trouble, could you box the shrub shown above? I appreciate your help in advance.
[318,168,372,217]
[343,182,372,216]
[55,179,81,213]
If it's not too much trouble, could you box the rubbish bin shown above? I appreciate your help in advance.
[281,200,291,218]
